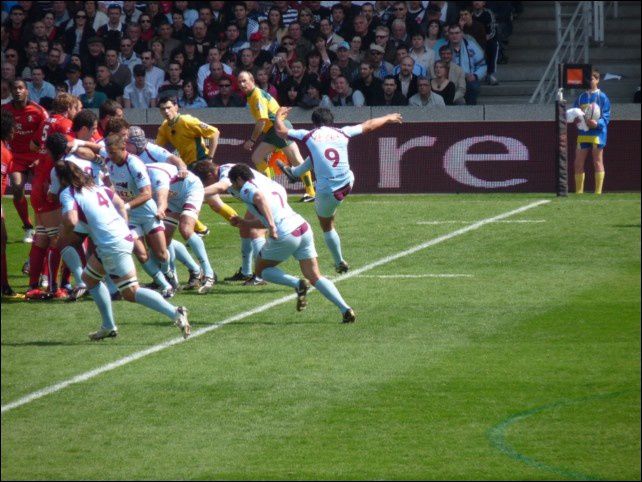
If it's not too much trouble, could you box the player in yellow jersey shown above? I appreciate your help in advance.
[155,95,237,234]
[236,71,316,203]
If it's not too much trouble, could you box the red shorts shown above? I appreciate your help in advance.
[8,152,39,174]
[30,179,61,213]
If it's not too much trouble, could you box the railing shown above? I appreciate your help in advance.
[530,2,592,104]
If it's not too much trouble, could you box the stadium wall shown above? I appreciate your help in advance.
[137,104,640,193]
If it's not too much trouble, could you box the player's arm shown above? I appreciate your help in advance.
[274,106,292,139]
[154,186,169,220]
[360,113,403,133]
[61,209,78,236]
[205,128,220,159]
[126,185,152,211]
[166,153,188,177]
[203,178,232,197]
[155,125,171,152]
[252,191,277,239]
[244,119,267,151]
[110,190,129,221]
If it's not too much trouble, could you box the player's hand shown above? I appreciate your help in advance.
[242,140,254,151]
[268,225,278,240]
[229,215,241,227]
[388,113,403,124]
[177,169,189,179]
[276,106,291,120]
[156,209,166,220]
[587,119,598,129]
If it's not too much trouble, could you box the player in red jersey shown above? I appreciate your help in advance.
[1,79,48,243]
[1,109,24,298]
[24,94,81,300]
[94,99,124,142]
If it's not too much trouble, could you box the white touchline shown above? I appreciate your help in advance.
[358,274,473,278]
[417,219,546,225]
[1,199,550,414]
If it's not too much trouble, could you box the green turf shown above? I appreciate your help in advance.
[1,193,640,480]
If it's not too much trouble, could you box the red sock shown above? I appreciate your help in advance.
[13,196,32,228]
[28,244,47,288]
[42,250,49,278]
[48,247,61,292]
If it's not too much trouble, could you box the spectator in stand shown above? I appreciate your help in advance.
[394,55,419,100]
[381,75,408,105]
[156,21,181,67]
[407,0,428,33]
[279,35,298,66]
[124,22,147,55]
[369,43,393,80]
[269,49,290,90]
[82,36,106,78]
[157,62,184,100]
[288,21,314,61]
[431,1,461,26]
[97,3,125,52]
[425,19,443,52]
[4,6,30,51]
[105,48,132,89]
[319,18,344,53]
[459,6,486,51]
[121,1,142,24]
[277,59,314,107]
[85,1,109,32]
[349,36,364,63]
[64,64,85,96]
[43,12,60,42]
[27,66,56,104]
[20,39,41,80]
[306,49,331,84]
[145,1,168,30]
[373,25,397,65]
[64,9,95,57]
[95,64,124,105]
[445,24,486,105]
[409,76,445,106]
[333,41,359,84]
[170,10,191,43]
[208,78,245,108]
[472,1,500,85]
[171,48,194,82]
[255,67,279,100]
[329,75,364,106]
[123,63,156,108]
[339,0,363,22]
[330,4,351,39]
[225,23,250,56]
[298,7,318,43]
[272,1,299,28]
[298,79,332,109]
[430,60,457,105]
[2,50,21,80]
[233,2,259,42]
[51,1,71,28]
[236,48,257,76]
[138,14,155,45]
[390,19,411,50]
[352,14,374,49]
[248,32,274,71]
[119,36,141,73]
[388,1,417,36]
[172,1,199,29]
[0,80,11,105]
[438,45,466,105]
[244,1,264,23]
[393,44,427,77]
[197,47,233,94]
[203,61,237,104]
[410,31,435,77]
[140,49,165,98]
[257,21,280,55]
[80,74,108,108]
[198,5,224,43]
[491,1,516,64]
[267,7,288,44]
[326,63,343,97]
[351,61,384,106]
[43,47,66,85]
[179,77,207,108]
[183,37,204,73]
[19,1,45,26]
[53,39,71,66]
[150,39,168,71]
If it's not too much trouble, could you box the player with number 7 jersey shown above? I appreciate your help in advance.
[274,106,403,274]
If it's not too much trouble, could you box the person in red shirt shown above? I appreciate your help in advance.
[1,79,49,243]
[25,93,81,300]
[94,99,124,142]
[1,109,24,298]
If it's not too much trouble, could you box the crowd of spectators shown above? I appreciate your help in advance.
[1,1,520,109]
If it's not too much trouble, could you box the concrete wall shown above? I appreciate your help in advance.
[114,104,640,125]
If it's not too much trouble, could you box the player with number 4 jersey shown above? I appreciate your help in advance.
[274,107,403,273]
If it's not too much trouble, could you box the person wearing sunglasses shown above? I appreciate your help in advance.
[63,10,96,58]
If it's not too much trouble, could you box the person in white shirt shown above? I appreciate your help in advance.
[140,49,165,98]
[123,64,156,108]
[64,64,85,96]
[197,46,232,96]
[408,76,445,106]
[409,32,435,78]
[118,37,141,73]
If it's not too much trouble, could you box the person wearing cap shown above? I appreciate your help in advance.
[123,64,156,108]
[334,40,359,83]
[64,64,86,97]
[82,36,106,78]
[368,43,393,80]
[248,32,274,69]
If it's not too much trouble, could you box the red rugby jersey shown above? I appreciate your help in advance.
[1,101,49,154]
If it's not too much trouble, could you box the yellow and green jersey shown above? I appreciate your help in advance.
[246,87,280,134]
[156,114,219,165]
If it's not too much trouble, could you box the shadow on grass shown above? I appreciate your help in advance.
[612,223,640,229]
[2,340,84,347]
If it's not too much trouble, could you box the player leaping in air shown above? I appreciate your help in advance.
[274,107,403,273]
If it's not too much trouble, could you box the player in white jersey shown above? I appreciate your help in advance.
[192,161,268,287]
[47,136,190,340]
[274,107,402,274]
[227,164,356,323]
[104,133,177,298]
[146,161,217,294]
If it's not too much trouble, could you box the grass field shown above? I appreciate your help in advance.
[1,193,640,480]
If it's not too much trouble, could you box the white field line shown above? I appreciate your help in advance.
[417,219,546,225]
[358,274,473,278]
[1,199,550,415]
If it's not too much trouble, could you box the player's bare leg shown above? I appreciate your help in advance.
[574,148,589,194]
[9,170,34,241]
[592,146,605,195]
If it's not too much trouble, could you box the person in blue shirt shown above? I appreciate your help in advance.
[572,69,611,195]
[26,67,56,105]
[444,23,486,105]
